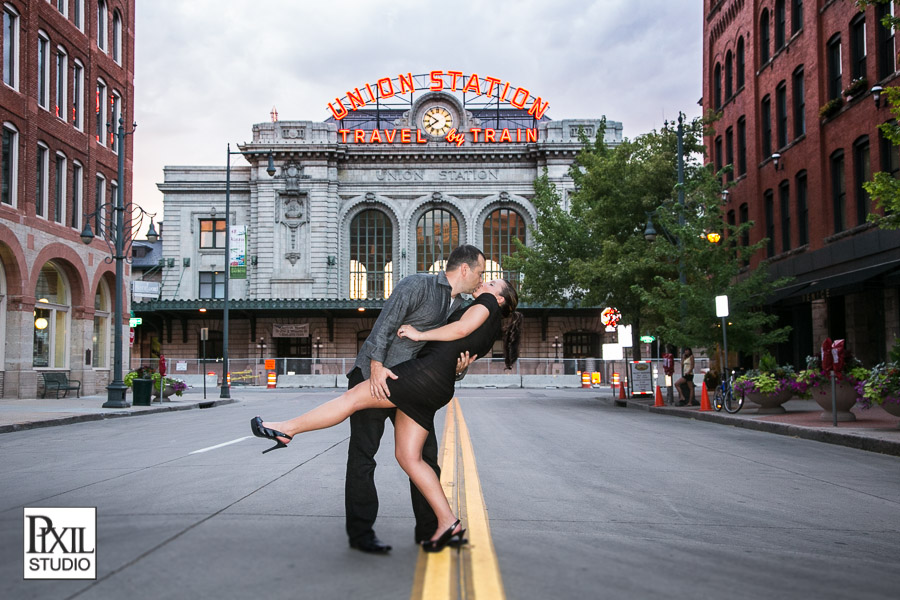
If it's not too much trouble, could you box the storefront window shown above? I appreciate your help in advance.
[93,280,110,368]
[33,262,69,368]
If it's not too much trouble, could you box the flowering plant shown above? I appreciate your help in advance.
[796,354,867,399]
[733,353,800,397]
[856,340,900,409]
[150,373,189,397]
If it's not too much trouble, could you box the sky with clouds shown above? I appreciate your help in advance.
[133,0,703,223]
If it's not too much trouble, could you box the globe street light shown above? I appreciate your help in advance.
[80,118,158,408]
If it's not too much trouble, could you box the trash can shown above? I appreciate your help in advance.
[132,378,152,406]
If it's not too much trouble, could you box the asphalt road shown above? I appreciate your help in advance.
[1,388,898,600]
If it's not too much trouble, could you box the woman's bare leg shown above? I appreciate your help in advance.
[393,411,459,542]
[263,383,394,443]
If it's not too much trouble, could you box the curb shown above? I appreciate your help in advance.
[620,398,900,457]
[0,398,238,435]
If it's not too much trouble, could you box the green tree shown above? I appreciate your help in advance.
[507,116,790,360]
[857,0,900,229]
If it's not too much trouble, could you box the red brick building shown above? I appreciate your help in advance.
[703,0,900,367]
[0,0,135,397]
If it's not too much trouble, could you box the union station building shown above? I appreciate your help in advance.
[135,72,623,377]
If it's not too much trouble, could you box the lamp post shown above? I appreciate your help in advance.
[715,295,729,378]
[551,335,561,363]
[221,144,276,398]
[80,118,158,408]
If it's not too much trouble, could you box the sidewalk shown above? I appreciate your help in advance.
[0,391,237,434]
[607,386,900,457]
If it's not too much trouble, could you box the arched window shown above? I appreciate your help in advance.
[736,37,745,88]
[97,0,107,52]
[350,209,393,299]
[33,262,70,368]
[3,4,20,90]
[775,0,786,50]
[791,0,803,35]
[724,51,733,99]
[2,122,19,206]
[93,279,110,368]
[796,171,808,246]
[416,208,459,273]
[853,136,871,226]
[760,9,771,64]
[483,207,526,282]
[713,63,722,110]
[112,10,122,64]
[830,149,846,232]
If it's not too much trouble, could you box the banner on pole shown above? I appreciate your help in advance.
[229,226,247,279]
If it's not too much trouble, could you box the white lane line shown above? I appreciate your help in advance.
[191,436,252,454]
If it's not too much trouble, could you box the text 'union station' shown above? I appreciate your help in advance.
[135,74,623,378]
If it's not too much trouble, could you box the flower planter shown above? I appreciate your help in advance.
[812,380,857,422]
[152,384,175,401]
[744,389,793,414]
[880,401,900,428]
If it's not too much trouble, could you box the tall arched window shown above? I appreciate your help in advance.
[349,209,393,299]
[93,279,110,368]
[33,262,70,368]
[736,37,745,88]
[483,208,526,282]
[774,0,786,50]
[416,208,459,273]
[713,63,722,110]
[96,0,107,52]
[760,9,771,64]
[112,10,122,64]
[724,51,733,99]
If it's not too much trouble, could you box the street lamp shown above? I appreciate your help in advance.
[551,335,561,363]
[221,144,276,398]
[313,336,323,361]
[80,117,158,408]
[716,295,729,379]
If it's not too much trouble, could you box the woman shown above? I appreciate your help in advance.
[675,347,696,406]
[251,279,522,552]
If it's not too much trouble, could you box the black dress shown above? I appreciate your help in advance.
[385,293,502,430]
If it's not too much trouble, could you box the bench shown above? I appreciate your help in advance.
[41,372,82,399]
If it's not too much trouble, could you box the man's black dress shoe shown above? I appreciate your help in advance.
[349,537,392,554]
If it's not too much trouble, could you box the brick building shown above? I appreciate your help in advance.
[703,0,900,368]
[0,0,135,397]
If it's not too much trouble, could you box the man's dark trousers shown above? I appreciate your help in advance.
[345,367,441,544]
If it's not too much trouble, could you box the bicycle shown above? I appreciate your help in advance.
[713,369,743,413]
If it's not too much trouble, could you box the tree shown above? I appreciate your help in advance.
[507,116,790,361]
[857,0,900,229]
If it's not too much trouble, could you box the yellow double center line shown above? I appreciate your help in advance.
[410,398,506,600]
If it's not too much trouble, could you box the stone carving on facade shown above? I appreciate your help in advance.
[275,162,311,268]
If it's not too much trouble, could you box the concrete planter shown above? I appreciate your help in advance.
[813,380,858,422]
[880,401,900,428]
[745,389,793,414]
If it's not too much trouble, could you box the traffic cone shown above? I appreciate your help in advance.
[619,381,626,400]
[699,382,712,411]
[654,385,665,407]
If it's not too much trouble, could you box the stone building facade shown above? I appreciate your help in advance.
[703,0,900,367]
[0,0,135,397]
[137,80,622,374]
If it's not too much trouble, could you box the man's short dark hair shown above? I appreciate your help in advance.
[446,245,485,272]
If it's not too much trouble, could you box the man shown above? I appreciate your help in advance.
[345,244,486,553]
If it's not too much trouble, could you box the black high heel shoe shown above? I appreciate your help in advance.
[250,416,292,454]
[421,519,466,553]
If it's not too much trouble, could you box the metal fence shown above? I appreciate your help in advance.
[130,356,709,388]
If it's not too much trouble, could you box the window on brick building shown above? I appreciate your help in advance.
[761,95,772,158]
[37,32,49,109]
[56,0,66,17]
[725,126,734,183]
[739,203,749,266]
[764,190,775,257]
[1,123,17,206]
[760,9,771,63]
[97,0,107,52]
[54,153,65,224]
[110,91,121,152]
[775,81,787,149]
[714,136,723,176]
[3,5,19,90]
[779,180,791,252]
[55,47,67,120]
[95,174,106,239]
[95,79,107,145]
[850,15,867,81]
[876,2,896,80]
[727,209,736,251]
[796,171,808,246]
[880,124,899,178]
[853,136,871,226]
[73,0,83,31]
[827,35,842,101]
[714,63,722,110]
[71,161,82,229]
[737,37,745,88]
[36,143,48,218]
[830,149,846,232]
[725,51,733,99]
[112,10,122,64]
[775,0,786,50]
[792,66,805,138]
[72,60,83,129]
[737,116,747,176]
[791,0,803,35]
[199,219,226,249]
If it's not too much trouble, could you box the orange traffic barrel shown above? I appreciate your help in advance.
[267,372,277,389]
[581,372,591,388]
